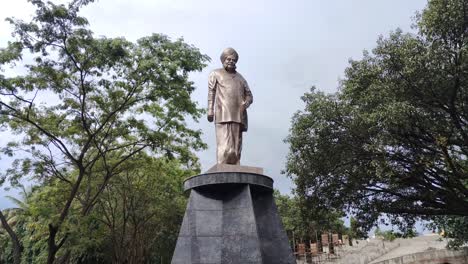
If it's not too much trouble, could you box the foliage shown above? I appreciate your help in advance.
[428,216,468,249]
[88,155,190,264]
[274,190,304,235]
[285,0,467,243]
[0,0,208,263]
[374,228,397,242]
[274,190,348,242]
[0,186,44,264]
[374,227,418,242]
[349,217,367,240]
[0,210,16,264]
[0,155,192,264]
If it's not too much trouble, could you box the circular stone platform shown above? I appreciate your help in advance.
[183,172,273,191]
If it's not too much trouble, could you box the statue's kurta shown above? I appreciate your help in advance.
[208,68,253,164]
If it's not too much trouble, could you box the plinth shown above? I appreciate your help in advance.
[171,165,295,264]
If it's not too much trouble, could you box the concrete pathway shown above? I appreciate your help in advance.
[369,234,447,264]
[295,234,450,264]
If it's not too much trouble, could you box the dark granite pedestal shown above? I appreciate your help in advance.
[171,170,295,264]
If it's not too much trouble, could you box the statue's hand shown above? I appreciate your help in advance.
[207,108,214,122]
[241,102,248,113]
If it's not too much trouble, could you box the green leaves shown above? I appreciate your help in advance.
[0,0,209,262]
[0,42,23,66]
[285,0,468,239]
[1,0,209,184]
[428,215,468,249]
[418,0,468,44]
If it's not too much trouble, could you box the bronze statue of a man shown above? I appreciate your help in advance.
[208,48,253,165]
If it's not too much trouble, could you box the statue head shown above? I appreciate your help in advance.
[220,47,238,72]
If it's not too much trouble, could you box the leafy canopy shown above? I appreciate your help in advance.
[274,190,348,242]
[285,0,467,238]
[0,0,209,262]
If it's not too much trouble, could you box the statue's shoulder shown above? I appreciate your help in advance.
[235,72,246,81]
[209,68,224,78]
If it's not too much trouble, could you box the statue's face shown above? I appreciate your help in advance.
[223,55,237,72]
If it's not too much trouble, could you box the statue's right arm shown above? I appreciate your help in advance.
[207,71,217,122]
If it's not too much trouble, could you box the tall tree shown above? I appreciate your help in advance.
[285,0,467,239]
[0,210,22,264]
[92,155,190,264]
[274,190,347,243]
[2,155,192,264]
[428,216,468,248]
[0,0,208,262]
[274,191,305,237]
[0,187,33,264]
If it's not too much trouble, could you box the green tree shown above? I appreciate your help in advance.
[0,209,22,264]
[274,190,347,243]
[274,191,305,237]
[349,217,367,240]
[0,0,208,263]
[90,155,190,263]
[0,185,49,264]
[428,216,468,249]
[0,186,36,264]
[285,0,467,244]
[7,155,192,264]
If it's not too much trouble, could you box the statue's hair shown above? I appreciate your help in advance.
[220,47,239,63]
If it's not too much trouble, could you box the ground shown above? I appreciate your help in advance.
[295,234,460,264]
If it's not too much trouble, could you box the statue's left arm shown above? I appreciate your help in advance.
[207,71,217,122]
[240,79,253,132]
[243,79,253,109]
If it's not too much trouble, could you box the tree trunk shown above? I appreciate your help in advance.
[47,224,58,264]
[0,210,22,264]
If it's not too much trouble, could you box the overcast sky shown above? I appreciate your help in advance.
[0,0,428,209]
